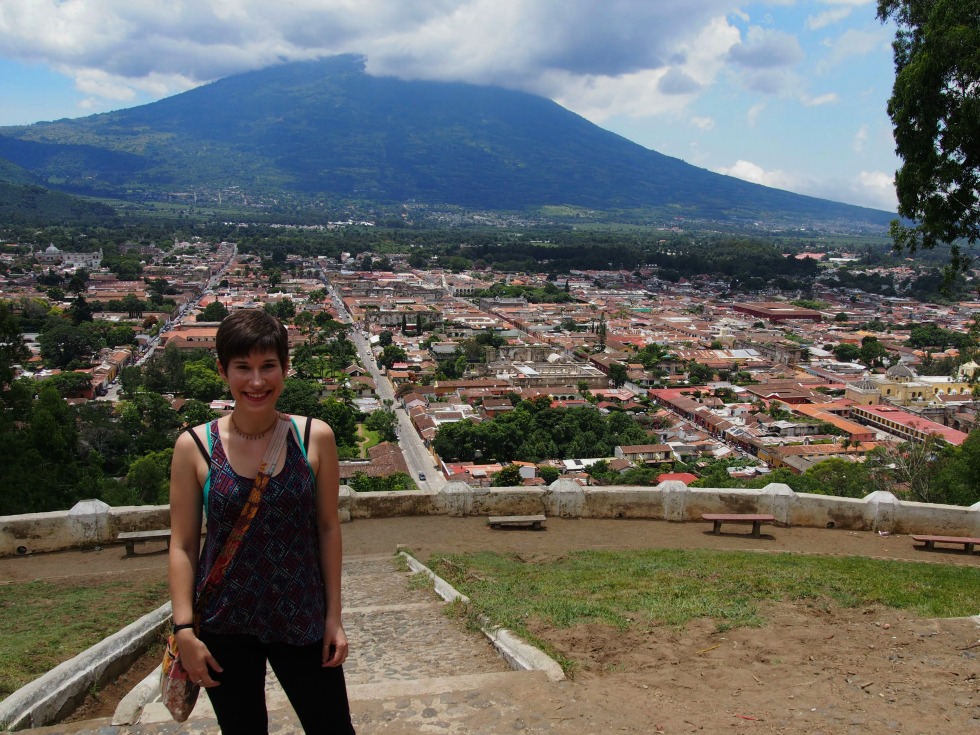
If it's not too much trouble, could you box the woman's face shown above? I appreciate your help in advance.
[219,349,286,414]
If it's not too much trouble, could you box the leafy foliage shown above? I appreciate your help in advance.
[877,0,980,266]
[348,471,415,493]
[432,398,648,463]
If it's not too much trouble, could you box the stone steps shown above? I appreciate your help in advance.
[131,553,549,733]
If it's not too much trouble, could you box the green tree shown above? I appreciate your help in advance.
[276,379,324,418]
[184,361,227,402]
[832,343,863,363]
[320,397,359,451]
[264,300,296,320]
[125,449,174,504]
[0,302,29,389]
[801,458,872,498]
[877,0,980,269]
[491,464,523,487]
[45,371,93,398]
[860,336,892,368]
[156,342,186,391]
[67,295,94,324]
[38,322,103,369]
[179,399,220,427]
[432,420,480,462]
[348,471,415,492]
[378,344,408,370]
[104,325,136,349]
[198,301,229,322]
[121,293,144,319]
[66,271,87,295]
[365,408,399,443]
[686,360,714,385]
[932,429,980,505]
[608,362,628,388]
[539,465,561,483]
[120,390,182,455]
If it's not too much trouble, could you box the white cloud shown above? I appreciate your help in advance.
[691,116,715,130]
[746,102,767,126]
[0,0,750,112]
[727,27,804,69]
[801,92,839,106]
[715,160,896,211]
[548,13,741,124]
[806,8,852,31]
[853,125,868,153]
[819,28,890,71]
[715,159,800,191]
[851,171,897,211]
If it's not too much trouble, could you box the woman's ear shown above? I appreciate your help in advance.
[216,358,227,380]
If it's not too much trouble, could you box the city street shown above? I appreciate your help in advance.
[326,279,445,491]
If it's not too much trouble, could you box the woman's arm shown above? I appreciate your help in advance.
[311,418,349,667]
[168,428,222,686]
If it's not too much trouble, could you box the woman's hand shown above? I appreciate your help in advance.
[322,617,349,667]
[176,630,223,687]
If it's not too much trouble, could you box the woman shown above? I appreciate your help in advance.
[168,309,355,734]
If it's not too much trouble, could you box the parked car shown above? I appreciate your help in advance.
[418,472,426,481]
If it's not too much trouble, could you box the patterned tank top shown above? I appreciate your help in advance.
[195,419,325,645]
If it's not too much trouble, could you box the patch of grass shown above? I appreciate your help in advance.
[361,427,381,451]
[426,548,980,670]
[0,578,168,698]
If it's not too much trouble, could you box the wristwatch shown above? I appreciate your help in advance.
[172,622,195,634]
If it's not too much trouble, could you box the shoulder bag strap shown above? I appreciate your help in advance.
[194,414,292,622]
[303,416,313,450]
[183,426,211,462]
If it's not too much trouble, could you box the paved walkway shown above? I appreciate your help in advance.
[24,554,566,735]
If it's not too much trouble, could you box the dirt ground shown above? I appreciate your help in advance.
[2,516,979,733]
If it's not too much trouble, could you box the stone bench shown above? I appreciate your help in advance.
[701,513,776,539]
[487,515,547,530]
[117,529,173,556]
[911,534,980,553]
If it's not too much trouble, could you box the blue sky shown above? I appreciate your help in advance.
[0,0,900,212]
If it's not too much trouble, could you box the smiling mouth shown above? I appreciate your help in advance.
[244,391,270,400]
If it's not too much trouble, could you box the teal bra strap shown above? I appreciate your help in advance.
[202,421,215,515]
[291,417,314,474]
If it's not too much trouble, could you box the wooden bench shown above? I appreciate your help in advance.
[911,535,980,553]
[488,514,547,530]
[118,529,173,556]
[701,513,776,539]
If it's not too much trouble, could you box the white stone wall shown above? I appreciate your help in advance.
[1,484,977,557]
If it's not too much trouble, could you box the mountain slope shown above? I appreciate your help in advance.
[0,55,893,225]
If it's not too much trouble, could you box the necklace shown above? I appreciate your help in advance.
[230,413,280,441]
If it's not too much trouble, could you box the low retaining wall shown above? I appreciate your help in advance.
[2,483,977,557]
[0,604,169,730]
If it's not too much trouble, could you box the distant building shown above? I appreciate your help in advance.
[732,302,822,323]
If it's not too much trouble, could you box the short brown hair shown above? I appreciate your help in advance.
[215,309,289,370]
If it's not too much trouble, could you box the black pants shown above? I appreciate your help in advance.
[200,631,355,735]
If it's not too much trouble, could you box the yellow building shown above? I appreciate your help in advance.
[845,364,972,406]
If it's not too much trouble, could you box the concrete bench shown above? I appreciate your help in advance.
[912,535,980,553]
[488,514,547,530]
[701,513,776,539]
[117,529,174,556]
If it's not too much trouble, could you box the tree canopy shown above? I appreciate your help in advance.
[877,0,980,269]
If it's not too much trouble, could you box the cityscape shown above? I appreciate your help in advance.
[5,231,980,510]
